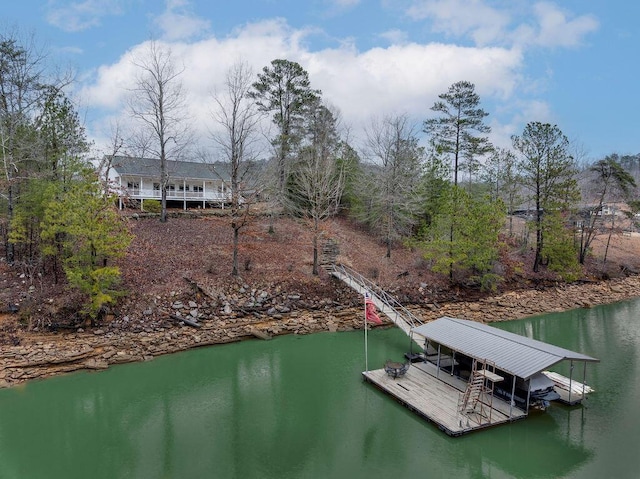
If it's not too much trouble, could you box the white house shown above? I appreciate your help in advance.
[103,156,233,210]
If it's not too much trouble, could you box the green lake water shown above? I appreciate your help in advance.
[1,298,639,479]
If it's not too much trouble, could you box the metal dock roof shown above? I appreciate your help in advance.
[412,317,599,380]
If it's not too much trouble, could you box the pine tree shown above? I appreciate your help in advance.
[513,122,579,272]
[418,186,505,290]
[40,167,132,319]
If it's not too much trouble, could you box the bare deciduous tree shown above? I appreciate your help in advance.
[580,156,636,265]
[96,120,127,197]
[360,114,424,258]
[128,40,190,222]
[287,101,345,275]
[210,61,264,276]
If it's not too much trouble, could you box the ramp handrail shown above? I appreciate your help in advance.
[331,263,425,331]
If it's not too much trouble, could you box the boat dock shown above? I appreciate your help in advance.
[542,370,595,405]
[330,264,598,436]
[363,361,527,436]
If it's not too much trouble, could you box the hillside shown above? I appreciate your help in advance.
[2,210,640,334]
[3,210,640,387]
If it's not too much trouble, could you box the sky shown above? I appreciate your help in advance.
[3,0,638,162]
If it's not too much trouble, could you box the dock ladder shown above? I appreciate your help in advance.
[329,263,426,349]
[458,359,502,426]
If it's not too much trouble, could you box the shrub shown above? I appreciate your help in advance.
[144,200,161,213]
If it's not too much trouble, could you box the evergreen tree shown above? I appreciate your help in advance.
[0,33,54,264]
[40,166,132,319]
[423,80,492,187]
[250,59,321,201]
[512,122,579,272]
[418,186,505,290]
[541,207,581,281]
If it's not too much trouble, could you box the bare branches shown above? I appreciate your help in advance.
[128,40,192,222]
[209,61,265,275]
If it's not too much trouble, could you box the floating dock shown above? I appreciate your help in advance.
[363,361,527,436]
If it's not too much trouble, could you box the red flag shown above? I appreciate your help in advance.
[365,295,382,325]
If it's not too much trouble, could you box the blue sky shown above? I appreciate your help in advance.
[3,0,638,161]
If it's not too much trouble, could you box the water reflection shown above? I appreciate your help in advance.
[0,299,639,478]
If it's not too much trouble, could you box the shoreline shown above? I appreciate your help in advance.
[2,274,640,389]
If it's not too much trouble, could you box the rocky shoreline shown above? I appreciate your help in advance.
[2,275,640,389]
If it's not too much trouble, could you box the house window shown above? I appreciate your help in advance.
[127,182,140,195]
[193,185,203,193]
[153,183,160,191]
[167,184,175,191]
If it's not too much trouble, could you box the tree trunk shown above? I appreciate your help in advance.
[603,214,616,266]
[6,184,14,264]
[534,211,543,273]
[312,219,319,275]
[232,225,239,276]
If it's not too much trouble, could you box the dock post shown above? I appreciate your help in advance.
[364,293,369,372]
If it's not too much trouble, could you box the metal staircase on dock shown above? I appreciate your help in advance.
[330,264,426,348]
[460,371,485,412]
[458,359,502,426]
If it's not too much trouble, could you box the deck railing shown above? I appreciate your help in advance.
[331,263,425,330]
[121,188,231,202]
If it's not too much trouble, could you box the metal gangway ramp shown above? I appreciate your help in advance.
[330,263,426,349]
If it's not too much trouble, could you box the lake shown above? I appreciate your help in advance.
[0,298,639,478]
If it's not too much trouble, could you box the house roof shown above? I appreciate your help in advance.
[412,317,599,379]
[110,156,232,181]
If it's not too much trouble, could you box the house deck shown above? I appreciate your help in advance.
[363,361,527,436]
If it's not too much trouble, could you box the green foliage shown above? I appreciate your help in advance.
[336,142,361,212]
[423,80,492,186]
[66,266,124,318]
[416,186,505,289]
[540,208,582,281]
[8,179,54,251]
[250,59,321,196]
[415,146,451,229]
[513,122,579,272]
[143,199,162,213]
[40,167,133,318]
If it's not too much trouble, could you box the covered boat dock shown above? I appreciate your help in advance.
[363,316,599,436]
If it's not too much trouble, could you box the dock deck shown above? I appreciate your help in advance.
[363,361,527,436]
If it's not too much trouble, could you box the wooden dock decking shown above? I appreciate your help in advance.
[363,361,527,436]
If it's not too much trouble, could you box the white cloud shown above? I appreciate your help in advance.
[79,18,527,155]
[379,29,410,45]
[407,0,511,46]
[406,0,598,49]
[529,2,599,48]
[153,0,211,41]
[46,0,124,32]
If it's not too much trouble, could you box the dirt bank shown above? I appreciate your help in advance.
[2,273,639,389]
